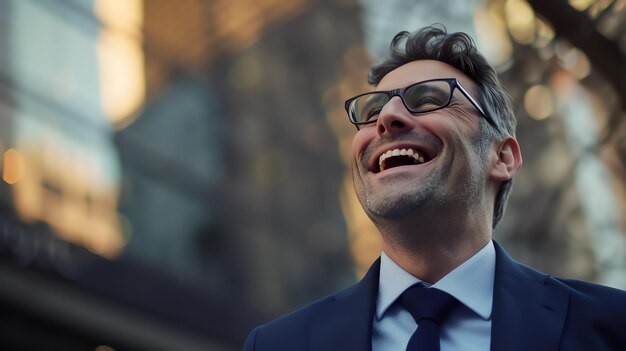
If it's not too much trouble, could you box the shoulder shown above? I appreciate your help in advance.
[555,277,626,298]
[553,277,626,346]
[502,245,626,313]
[242,292,339,351]
[512,256,626,309]
[494,242,626,343]
[553,276,626,313]
[516,259,626,343]
[243,260,381,351]
[495,241,626,306]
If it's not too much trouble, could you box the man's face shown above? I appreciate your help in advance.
[351,60,493,221]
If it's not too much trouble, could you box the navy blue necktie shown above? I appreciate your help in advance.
[400,285,459,351]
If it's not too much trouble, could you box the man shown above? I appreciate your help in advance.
[243,26,626,350]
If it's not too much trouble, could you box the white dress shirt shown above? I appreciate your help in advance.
[372,241,495,351]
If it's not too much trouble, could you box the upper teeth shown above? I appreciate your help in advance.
[378,148,425,170]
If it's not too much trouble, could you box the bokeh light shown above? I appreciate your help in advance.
[556,42,592,79]
[568,0,595,11]
[3,148,25,185]
[524,84,555,120]
[505,0,536,44]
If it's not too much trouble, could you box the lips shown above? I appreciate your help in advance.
[370,144,438,173]
[378,148,425,171]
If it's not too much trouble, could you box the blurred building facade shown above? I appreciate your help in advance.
[0,0,625,350]
[0,0,361,350]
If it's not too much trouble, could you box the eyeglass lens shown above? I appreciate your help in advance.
[350,80,452,124]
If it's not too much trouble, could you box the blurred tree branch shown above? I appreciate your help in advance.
[527,0,626,113]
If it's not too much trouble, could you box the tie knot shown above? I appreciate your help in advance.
[400,285,459,324]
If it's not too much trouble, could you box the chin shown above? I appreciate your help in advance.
[363,190,432,220]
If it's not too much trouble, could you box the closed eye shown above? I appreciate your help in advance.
[416,96,445,106]
[366,108,381,120]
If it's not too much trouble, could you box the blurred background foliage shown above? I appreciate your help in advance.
[0,0,624,350]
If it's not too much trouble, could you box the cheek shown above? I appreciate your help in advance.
[430,111,482,146]
[446,108,482,132]
[351,129,374,160]
[420,110,468,135]
[429,117,484,174]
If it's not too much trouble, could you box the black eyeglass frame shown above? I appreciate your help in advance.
[344,78,499,131]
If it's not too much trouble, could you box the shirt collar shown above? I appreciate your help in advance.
[376,240,495,321]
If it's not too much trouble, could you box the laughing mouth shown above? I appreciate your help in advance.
[377,148,430,172]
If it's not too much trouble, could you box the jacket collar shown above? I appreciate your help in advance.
[308,241,570,351]
[490,241,569,351]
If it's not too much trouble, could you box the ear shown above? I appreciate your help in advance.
[489,136,522,181]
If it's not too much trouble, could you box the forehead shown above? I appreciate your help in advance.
[377,60,477,92]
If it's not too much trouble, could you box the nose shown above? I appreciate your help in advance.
[376,96,415,136]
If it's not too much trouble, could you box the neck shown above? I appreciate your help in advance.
[376,208,492,283]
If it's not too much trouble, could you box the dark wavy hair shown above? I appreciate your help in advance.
[368,25,517,229]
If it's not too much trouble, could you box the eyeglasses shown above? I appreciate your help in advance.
[344,78,499,131]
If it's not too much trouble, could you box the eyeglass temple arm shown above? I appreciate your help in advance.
[455,83,500,131]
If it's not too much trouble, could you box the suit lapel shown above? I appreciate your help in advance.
[307,243,571,351]
[490,242,569,351]
[310,259,380,351]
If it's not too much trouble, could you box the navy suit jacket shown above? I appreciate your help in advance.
[244,241,626,350]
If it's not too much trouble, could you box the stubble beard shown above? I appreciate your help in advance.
[353,125,493,231]
[359,172,440,221]
[355,151,486,226]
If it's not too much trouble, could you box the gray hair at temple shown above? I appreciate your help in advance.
[367,25,517,229]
